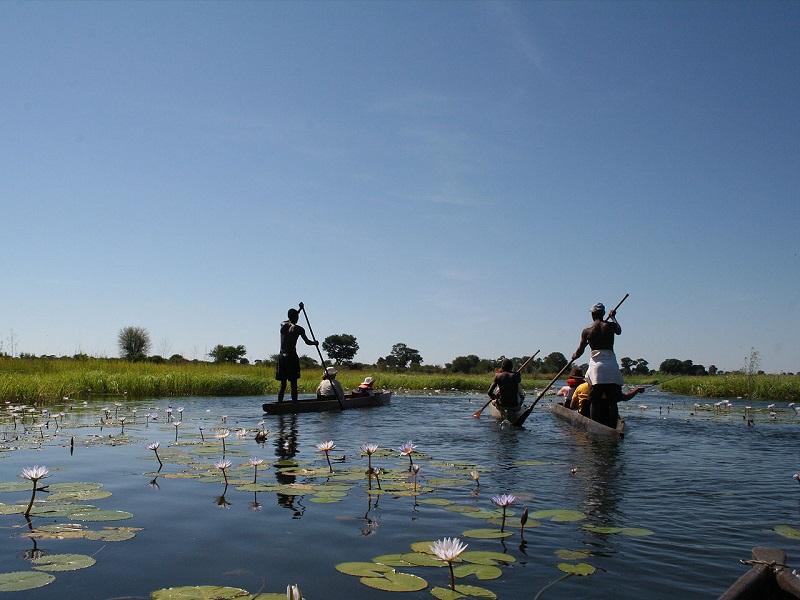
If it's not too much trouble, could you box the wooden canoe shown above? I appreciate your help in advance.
[718,547,800,600]
[487,401,523,421]
[549,402,625,439]
[262,391,392,415]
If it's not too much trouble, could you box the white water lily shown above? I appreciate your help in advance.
[316,440,336,452]
[20,466,49,482]
[430,537,468,591]
[492,493,517,532]
[399,441,416,456]
[249,458,265,467]
[360,443,379,455]
[286,584,302,600]
[793,472,800,483]
[215,459,232,470]
[147,442,160,450]
[215,428,230,439]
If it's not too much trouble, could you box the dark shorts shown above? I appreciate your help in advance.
[275,353,301,381]
[588,384,623,427]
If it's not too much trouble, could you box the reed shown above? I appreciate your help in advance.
[660,373,800,402]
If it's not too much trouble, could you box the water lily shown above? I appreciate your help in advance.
[249,458,265,483]
[148,442,163,468]
[199,426,205,441]
[360,443,379,473]
[20,465,50,517]
[173,421,182,442]
[119,416,126,435]
[215,428,231,454]
[430,537,468,590]
[411,463,420,493]
[399,440,417,471]
[469,469,480,487]
[287,584,302,600]
[316,440,336,473]
[793,472,800,484]
[215,459,232,484]
[492,493,517,531]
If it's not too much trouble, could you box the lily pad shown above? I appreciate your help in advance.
[461,551,516,566]
[47,482,103,493]
[85,527,142,542]
[418,498,453,506]
[452,564,502,580]
[360,571,427,592]
[309,496,342,503]
[531,509,587,522]
[774,525,800,539]
[151,586,251,600]
[431,585,497,599]
[513,459,548,466]
[0,571,55,592]
[401,553,447,567]
[32,553,96,572]
[373,554,415,567]
[68,509,133,522]
[0,503,25,515]
[557,562,596,576]
[0,481,31,493]
[48,489,113,502]
[431,587,465,599]
[462,529,513,539]
[621,527,654,537]
[582,524,624,535]
[336,562,394,577]
[410,541,437,554]
[555,549,591,560]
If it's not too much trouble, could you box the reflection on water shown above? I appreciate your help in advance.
[274,413,304,518]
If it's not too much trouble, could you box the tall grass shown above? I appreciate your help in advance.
[660,374,800,402]
[0,357,549,405]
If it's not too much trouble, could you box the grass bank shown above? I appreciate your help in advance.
[658,373,800,402]
[0,358,551,405]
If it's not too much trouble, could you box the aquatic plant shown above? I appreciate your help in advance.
[148,442,163,468]
[316,440,336,473]
[173,421,181,442]
[470,469,480,488]
[793,472,800,485]
[520,507,529,541]
[21,465,50,517]
[399,441,417,471]
[215,459,232,485]
[491,494,516,532]
[215,429,230,455]
[249,458,264,484]
[430,537,468,591]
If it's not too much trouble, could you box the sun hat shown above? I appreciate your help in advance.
[361,377,374,386]
[325,366,337,377]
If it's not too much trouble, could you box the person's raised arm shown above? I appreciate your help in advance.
[487,380,498,400]
[607,310,622,335]
[298,326,319,346]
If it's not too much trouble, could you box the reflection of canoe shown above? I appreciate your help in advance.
[550,402,625,440]
[262,391,392,415]
[718,547,800,600]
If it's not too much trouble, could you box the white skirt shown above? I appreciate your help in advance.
[586,349,623,386]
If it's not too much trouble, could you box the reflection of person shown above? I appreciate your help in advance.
[354,376,375,396]
[557,367,585,407]
[487,358,522,411]
[316,367,345,400]
[276,308,318,402]
[572,302,623,427]
[275,414,304,517]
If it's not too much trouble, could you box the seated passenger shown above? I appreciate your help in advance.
[557,367,585,407]
[353,376,375,396]
[316,367,345,400]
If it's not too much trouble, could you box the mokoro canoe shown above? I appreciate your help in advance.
[718,547,800,600]
[262,391,392,415]
[549,402,625,439]
[487,401,523,421]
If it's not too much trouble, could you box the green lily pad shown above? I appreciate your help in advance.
[531,509,586,522]
[251,595,289,600]
[621,527,654,537]
[513,459,548,466]
[555,549,591,560]
[487,517,540,528]
[452,564,502,580]
[462,529,512,539]
[431,587,465,599]
[460,551,516,566]
[0,571,55,592]
[410,541,437,554]
[32,553,96,572]
[774,525,800,539]
[0,481,31,493]
[85,527,142,542]
[401,553,447,567]
[151,586,251,600]
[445,505,482,514]
[68,510,133,522]
[336,562,394,577]
[582,524,624,535]
[0,503,25,515]
[373,554,415,567]
[309,496,342,503]
[360,571,427,592]
[431,585,497,599]
[47,482,103,493]
[48,489,113,502]
[418,498,453,506]
[557,562,596,576]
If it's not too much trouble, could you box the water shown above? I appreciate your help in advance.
[1,391,799,599]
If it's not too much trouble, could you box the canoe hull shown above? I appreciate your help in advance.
[550,402,625,439]
[262,391,392,415]
[487,401,523,421]
[719,547,800,600]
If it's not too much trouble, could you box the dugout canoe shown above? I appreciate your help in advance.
[262,391,392,414]
[487,401,523,421]
[549,402,625,440]
[718,547,800,600]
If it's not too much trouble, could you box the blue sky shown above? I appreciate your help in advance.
[1,1,798,372]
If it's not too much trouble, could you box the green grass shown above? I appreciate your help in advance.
[0,358,551,405]
[658,373,800,402]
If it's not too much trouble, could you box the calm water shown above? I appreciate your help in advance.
[1,390,799,599]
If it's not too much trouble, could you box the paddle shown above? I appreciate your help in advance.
[512,293,630,428]
[298,302,344,410]
[472,350,540,418]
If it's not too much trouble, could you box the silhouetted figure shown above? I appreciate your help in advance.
[276,308,318,402]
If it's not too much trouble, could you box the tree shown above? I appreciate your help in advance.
[299,355,319,369]
[620,357,635,375]
[118,326,151,361]
[390,343,423,369]
[659,358,683,374]
[541,352,568,374]
[449,355,481,374]
[708,365,718,376]
[633,358,650,375]
[321,334,359,365]
[209,345,247,363]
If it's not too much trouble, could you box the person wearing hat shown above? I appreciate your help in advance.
[571,302,624,427]
[557,367,585,408]
[353,376,375,397]
[276,308,319,402]
[316,366,345,401]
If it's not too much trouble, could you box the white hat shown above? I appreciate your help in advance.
[361,376,374,385]
[325,366,337,377]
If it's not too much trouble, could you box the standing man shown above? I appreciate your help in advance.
[571,302,623,427]
[276,308,318,402]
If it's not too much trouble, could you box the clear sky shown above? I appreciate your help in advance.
[1,1,798,372]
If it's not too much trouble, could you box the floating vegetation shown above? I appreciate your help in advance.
[557,562,596,576]
[462,528,513,539]
[31,554,96,572]
[555,549,592,560]
[360,570,428,592]
[774,524,800,539]
[531,509,587,523]
[151,586,251,599]
[0,571,55,592]
[583,524,654,537]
